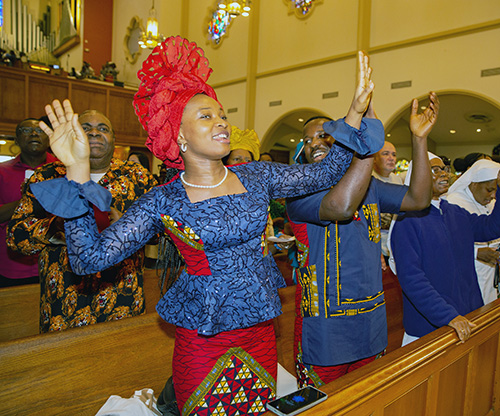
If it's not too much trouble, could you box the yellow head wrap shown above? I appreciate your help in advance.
[230,126,260,161]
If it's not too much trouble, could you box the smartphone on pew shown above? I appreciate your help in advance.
[266,386,328,416]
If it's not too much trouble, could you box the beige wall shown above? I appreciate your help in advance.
[111,0,182,86]
[9,0,498,157]
[370,0,499,46]
[257,0,358,74]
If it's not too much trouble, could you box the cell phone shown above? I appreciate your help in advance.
[266,386,328,416]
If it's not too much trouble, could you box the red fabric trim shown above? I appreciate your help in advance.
[92,204,110,232]
[173,321,277,412]
[287,216,309,267]
[162,225,211,275]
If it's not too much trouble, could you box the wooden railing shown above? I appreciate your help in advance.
[275,298,500,416]
[1,282,498,415]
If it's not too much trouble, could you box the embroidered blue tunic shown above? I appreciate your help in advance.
[31,118,384,336]
[287,178,407,366]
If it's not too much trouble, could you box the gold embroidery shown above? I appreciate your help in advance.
[329,300,386,317]
[362,203,381,243]
[160,214,203,250]
[341,291,384,305]
[298,265,320,317]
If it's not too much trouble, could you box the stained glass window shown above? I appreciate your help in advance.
[208,9,232,45]
[284,0,322,18]
[291,0,314,15]
[395,159,410,174]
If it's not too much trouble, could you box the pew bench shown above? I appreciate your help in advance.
[0,266,405,415]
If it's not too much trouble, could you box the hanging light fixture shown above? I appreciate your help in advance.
[208,0,251,45]
[138,0,165,49]
[217,0,251,18]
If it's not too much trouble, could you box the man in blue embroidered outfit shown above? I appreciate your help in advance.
[31,38,383,415]
[287,92,439,387]
[7,110,157,332]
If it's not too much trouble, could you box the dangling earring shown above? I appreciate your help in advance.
[180,143,187,153]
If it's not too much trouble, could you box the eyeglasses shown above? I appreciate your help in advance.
[19,126,44,135]
[431,165,451,175]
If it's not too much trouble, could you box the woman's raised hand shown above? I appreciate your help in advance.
[40,99,90,169]
[345,51,375,129]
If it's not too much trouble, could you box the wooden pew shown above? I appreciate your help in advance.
[0,283,39,342]
[2,281,497,415]
[0,269,164,342]
[0,313,176,416]
[264,299,500,415]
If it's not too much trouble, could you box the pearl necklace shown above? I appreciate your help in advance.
[180,166,229,189]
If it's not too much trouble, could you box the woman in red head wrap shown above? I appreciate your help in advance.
[38,38,382,414]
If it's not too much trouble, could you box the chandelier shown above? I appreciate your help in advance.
[208,1,251,45]
[138,0,165,49]
[217,1,251,18]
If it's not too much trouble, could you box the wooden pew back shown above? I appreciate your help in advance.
[0,313,175,416]
[0,269,164,342]
[0,284,38,342]
[270,299,500,415]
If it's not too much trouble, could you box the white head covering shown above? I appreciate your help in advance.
[446,158,500,216]
[387,152,438,275]
[448,158,500,194]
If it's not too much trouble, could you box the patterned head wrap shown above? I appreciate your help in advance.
[133,36,219,169]
[229,126,260,161]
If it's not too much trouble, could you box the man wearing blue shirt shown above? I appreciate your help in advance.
[287,92,439,387]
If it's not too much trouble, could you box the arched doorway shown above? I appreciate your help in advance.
[260,108,328,164]
[384,91,500,163]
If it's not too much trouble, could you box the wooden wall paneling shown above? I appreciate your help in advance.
[384,380,428,416]
[494,334,500,416]
[71,83,108,115]
[436,354,468,415]
[424,373,440,416]
[468,336,498,415]
[108,89,145,146]
[0,69,27,124]
[0,67,145,143]
[28,75,69,119]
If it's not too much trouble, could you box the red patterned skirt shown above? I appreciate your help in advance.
[173,320,277,415]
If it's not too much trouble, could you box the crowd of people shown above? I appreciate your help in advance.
[1,35,499,415]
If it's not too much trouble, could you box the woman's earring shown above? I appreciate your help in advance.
[180,143,187,153]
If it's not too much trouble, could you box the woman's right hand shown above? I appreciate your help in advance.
[448,315,476,343]
[40,99,90,170]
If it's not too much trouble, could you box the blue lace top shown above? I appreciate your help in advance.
[31,118,384,335]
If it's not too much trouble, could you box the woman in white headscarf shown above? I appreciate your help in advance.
[447,158,500,304]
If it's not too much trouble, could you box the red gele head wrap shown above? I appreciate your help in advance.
[133,36,219,169]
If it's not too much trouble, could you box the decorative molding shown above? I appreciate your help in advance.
[123,16,144,65]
